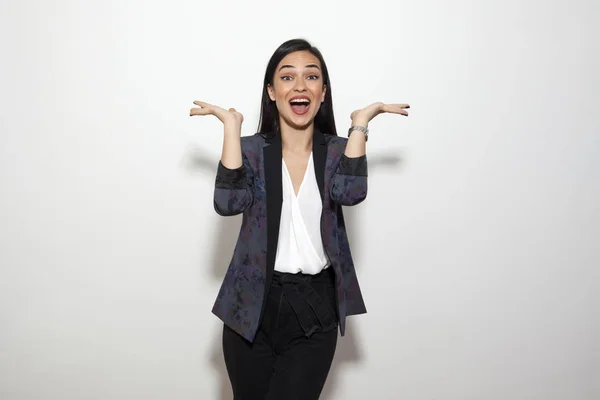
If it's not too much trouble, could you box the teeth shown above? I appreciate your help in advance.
[291,98,310,103]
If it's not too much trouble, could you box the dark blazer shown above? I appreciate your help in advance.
[211,129,368,342]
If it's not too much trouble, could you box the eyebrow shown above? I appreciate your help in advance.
[278,64,321,72]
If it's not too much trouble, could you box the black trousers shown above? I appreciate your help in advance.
[222,267,339,400]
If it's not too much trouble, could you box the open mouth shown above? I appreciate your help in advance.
[289,98,311,115]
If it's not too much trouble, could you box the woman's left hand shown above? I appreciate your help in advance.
[350,102,410,127]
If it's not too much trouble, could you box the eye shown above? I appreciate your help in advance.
[281,75,292,81]
[308,75,320,80]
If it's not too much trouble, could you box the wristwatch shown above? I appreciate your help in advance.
[348,125,368,142]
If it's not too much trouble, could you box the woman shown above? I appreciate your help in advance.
[190,38,409,399]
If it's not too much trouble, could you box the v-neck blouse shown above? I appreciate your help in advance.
[274,153,330,274]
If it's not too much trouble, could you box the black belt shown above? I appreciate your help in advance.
[272,268,337,337]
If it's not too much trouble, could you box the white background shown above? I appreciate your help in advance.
[1,0,598,399]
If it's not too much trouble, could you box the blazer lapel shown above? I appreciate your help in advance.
[263,132,282,300]
[313,128,327,203]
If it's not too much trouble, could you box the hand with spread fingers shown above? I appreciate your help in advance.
[189,101,244,128]
[350,102,410,127]
[344,102,410,156]
[189,100,244,168]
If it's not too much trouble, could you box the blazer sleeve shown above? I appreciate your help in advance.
[330,153,368,206]
[213,152,254,216]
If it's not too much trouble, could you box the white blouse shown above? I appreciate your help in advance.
[274,153,330,274]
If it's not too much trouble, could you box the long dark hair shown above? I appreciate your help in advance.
[257,39,337,137]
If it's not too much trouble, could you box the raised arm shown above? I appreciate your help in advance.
[330,102,410,206]
[190,101,253,216]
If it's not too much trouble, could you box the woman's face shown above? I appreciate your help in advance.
[267,50,326,131]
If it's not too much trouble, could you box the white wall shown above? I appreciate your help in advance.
[1,0,598,399]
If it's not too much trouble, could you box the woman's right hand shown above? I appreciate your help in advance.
[190,101,244,169]
[189,101,243,128]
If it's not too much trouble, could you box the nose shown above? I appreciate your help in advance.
[293,79,307,92]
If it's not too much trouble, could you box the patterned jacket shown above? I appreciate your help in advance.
[211,129,367,342]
